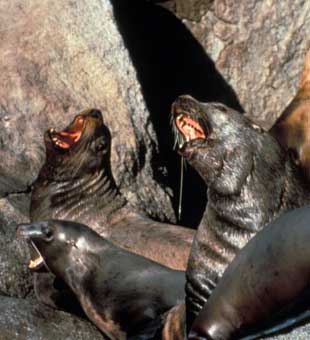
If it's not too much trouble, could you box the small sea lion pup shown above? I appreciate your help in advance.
[270,48,310,183]
[171,95,310,332]
[17,219,185,340]
[30,108,193,271]
[189,206,310,340]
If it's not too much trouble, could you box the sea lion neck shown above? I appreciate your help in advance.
[31,162,128,229]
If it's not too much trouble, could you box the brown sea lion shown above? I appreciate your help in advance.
[17,219,185,339]
[30,109,193,271]
[171,95,310,331]
[189,206,310,340]
[270,48,310,183]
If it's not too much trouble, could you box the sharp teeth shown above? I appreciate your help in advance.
[52,137,58,142]
[186,136,190,142]
[50,128,56,132]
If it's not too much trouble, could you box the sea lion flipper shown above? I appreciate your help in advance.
[79,295,126,340]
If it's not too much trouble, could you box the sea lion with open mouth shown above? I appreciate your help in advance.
[189,205,310,340]
[171,95,310,332]
[30,108,193,272]
[270,48,310,185]
[17,220,185,340]
[29,108,193,313]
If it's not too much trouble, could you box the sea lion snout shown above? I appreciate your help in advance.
[17,222,53,242]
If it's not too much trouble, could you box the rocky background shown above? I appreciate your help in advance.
[0,0,309,338]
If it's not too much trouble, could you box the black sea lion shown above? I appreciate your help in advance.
[189,205,310,340]
[17,219,185,340]
[30,108,193,271]
[270,48,310,184]
[171,95,310,331]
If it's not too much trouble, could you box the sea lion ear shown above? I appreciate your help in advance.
[213,146,253,195]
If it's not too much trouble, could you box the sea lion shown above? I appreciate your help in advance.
[171,95,310,331]
[189,205,310,340]
[270,48,310,184]
[17,219,185,340]
[30,108,193,271]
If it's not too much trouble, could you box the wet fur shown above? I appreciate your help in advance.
[18,220,185,339]
[172,96,310,330]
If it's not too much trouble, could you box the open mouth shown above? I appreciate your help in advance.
[49,115,85,150]
[28,241,44,270]
[175,113,206,147]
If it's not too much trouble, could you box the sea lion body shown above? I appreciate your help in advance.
[270,49,310,183]
[17,220,185,339]
[189,206,310,340]
[31,109,193,271]
[171,95,310,330]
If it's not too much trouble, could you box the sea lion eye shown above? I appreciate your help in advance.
[42,226,53,242]
[96,142,106,152]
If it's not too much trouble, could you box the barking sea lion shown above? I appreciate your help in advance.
[17,220,185,339]
[189,206,310,340]
[171,95,310,331]
[270,48,310,184]
[31,108,193,271]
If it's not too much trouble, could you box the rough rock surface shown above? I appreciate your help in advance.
[167,0,310,129]
[0,296,103,339]
[0,194,32,298]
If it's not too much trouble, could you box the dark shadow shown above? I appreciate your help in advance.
[111,0,243,228]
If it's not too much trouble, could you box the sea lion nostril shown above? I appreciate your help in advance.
[90,109,102,119]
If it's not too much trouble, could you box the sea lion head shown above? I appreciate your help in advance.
[17,220,103,280]
[172,95,265,195]
[44,109,111,180]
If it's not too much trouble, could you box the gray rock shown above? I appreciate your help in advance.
[0,194,32,298]
[0,296,103,340]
